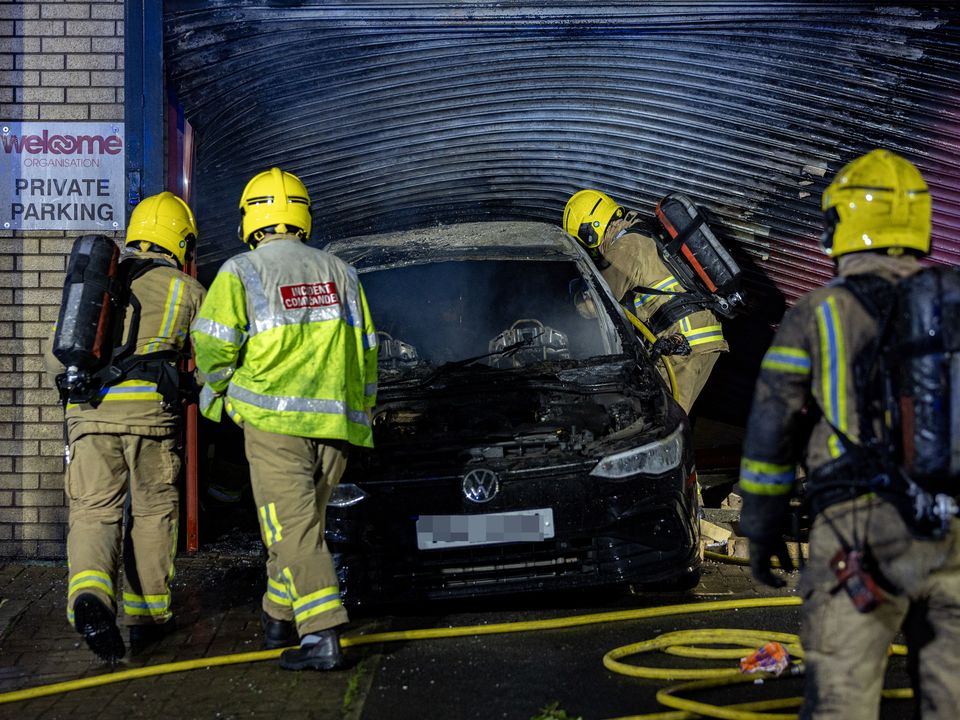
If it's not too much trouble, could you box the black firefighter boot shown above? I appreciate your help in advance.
[73,593,126,663]
[261,611,298,650]
[279,627,345,671]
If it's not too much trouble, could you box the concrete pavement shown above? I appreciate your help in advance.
[0,548,383,720]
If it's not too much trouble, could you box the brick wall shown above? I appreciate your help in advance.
[0,0,124,558]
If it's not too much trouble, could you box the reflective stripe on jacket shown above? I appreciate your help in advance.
[191,235,378,448]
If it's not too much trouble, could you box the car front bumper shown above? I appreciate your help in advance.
[327,458,700,607]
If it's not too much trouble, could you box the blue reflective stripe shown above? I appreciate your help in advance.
[825,304,840,425]
[294,591,340,617]
[160,278,184,339]
[124,598,168,610]
[683,328,723,342]
[69,573,113,594]
[268,585,289,601]
[762,349,811,374]
[816,298,847,431]
[259,503,281,546]
[635,276,681,306]
[264,513,278,545]
[740,459,796,487]
[100,383,159,395]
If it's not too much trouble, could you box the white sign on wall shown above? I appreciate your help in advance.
[0,121,125,231]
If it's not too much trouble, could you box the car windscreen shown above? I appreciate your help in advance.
[360,259,622,372]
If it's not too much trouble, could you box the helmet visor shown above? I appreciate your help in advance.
[577,221,601,249]
[819,206,840,255]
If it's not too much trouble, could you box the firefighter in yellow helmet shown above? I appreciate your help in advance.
[563,189,728,413]
[740,149,960,718]
[44,192,206,661]
[191,168,378,671]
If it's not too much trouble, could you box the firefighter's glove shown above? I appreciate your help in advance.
[651,334,692,364]
[749,538,795,588]
[178,371,202,404]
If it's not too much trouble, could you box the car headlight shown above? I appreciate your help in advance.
[328,483,368,507]
[589,425,684,478]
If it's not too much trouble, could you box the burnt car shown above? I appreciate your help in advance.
[323,221,700,606]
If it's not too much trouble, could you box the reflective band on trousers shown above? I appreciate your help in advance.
[258,502,283,547]
[267,577,292,607]
[67,570,115,623]
[69,569,114,598]
[123,590,171,618]
[293,586,343,623]
[280,570,343,623]
[228,383,370,426]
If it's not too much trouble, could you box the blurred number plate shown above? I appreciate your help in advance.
[416,508,555,550]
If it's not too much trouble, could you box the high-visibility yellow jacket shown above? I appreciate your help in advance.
[190,235,378,448]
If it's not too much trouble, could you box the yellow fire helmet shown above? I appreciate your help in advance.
[126,191,198,267]
[238,167,312,248]
[820,148,931,259]
[563,189,625,250]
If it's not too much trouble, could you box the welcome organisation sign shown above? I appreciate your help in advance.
[0,121,126,232]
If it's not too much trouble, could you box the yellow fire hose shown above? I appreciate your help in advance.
[623,309,679,403]
[0,588,912,718]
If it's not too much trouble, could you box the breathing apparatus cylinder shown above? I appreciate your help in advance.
[653,193,744,317]
[51,234,122,401]
[893,266,960,486]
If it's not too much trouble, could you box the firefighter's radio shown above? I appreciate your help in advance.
[829,548,885,614]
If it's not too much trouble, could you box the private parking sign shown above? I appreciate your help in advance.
[0,121,125,231]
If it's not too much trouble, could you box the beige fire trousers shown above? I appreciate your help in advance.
[658,349,720,414]
[65,432,180,628]
[799,496,960,720]
[244,424,350,637]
